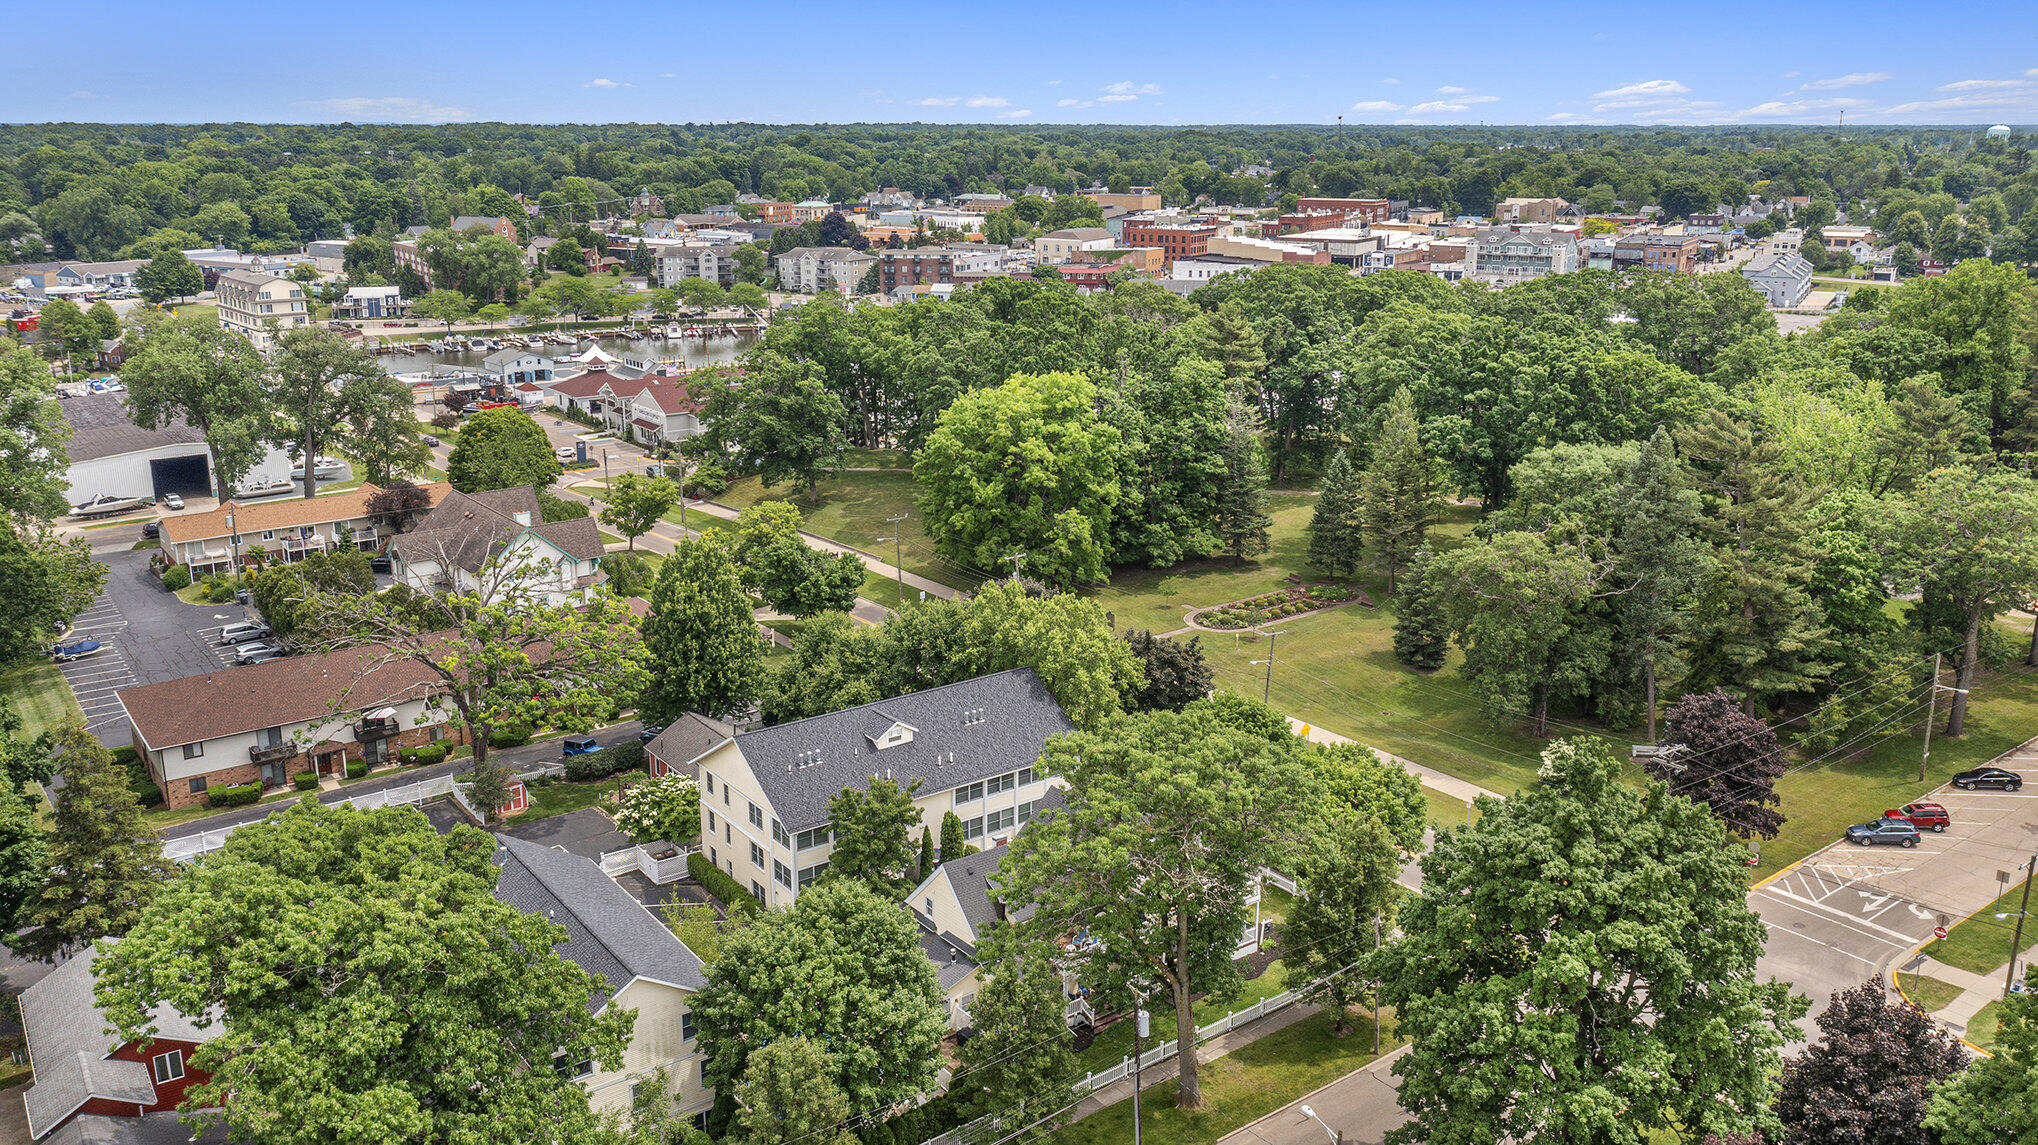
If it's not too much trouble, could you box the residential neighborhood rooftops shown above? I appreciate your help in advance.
[20,942,213,1140]
[492,834,707,1000]
[647,713,734,772]
[43,1113,229,1145]
[161,481,451,546]
[60,393,206,464]
[116,647,441,752]
[734,667,1074,831]
[389,486,604,575]
[214,268,276,290]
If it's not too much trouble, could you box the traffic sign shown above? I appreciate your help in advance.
[1933,925,1949,941]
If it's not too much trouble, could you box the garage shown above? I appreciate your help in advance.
[148,454,212,499]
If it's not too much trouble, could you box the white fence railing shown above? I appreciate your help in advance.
[163,775,459,862]
[599,841,696,884]
[1259,867,1299,895]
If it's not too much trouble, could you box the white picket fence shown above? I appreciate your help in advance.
[1259,867,1300,895]
[163,775,459,862]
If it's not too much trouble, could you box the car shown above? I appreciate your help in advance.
[555,445,578,462]
[639,724,665,743]
[161,492,184,510]
[561,735,601,758]
[218,621,271,645]
[369,555,392,573]
[50,639,104,663]
[422,434,440,447]
[234,642,282,664]
[140,521,160,539]
[1845,818,1922,847]
[1883,802,1950,831]
[1951,766,2024,791]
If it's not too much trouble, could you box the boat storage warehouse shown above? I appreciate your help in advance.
[60,393,284,504]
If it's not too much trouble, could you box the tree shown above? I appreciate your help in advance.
[1616,427,1709,740]
[410,288,472,325]
[720,500,806,582]
[1314,741,1428,851]
[0,525,105,664]
[136,249,202,304]
[1653,688,1788,839]
[447,406,563,493]
[940,811,965,861]
[990,702,1317,1109]
[1123,629,1213,712]
[12,721,173,961]
[703,350,848,505]
[1774,978,1965,1145]
[0,347,75,523]
[1392,548,1450,670]
[1893,241,1922,279]
[627,241,655,279]
[601,472,680,550]
[1361,387,1441,590]
[1214,389,1272,564]
[1884,467,2038,736]
[752,538,864,618]
[343,235,394,281]
[36,299,96,372]
[953,950,1081,1143]
[1375,737,1806,1145]
[271,326,427,499]
[1283,814,1400,1034]
[692,879,947,1117]
[1308,448,1365,578]
[640,538,763,723]
[365,478,435,534]
[94,803,632,1145]
[824,777,922,892]
[117,313,272,498]
[0,762,46,939]
[731,1037,859,1145]
[1435,530,1607,736]
[915,372,1122,587]
[1924,964,2038,1145]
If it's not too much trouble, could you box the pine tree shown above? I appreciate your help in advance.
[918,827,935,880]
[1214,390,1272,564]
[1308,448,1365,578]
[14,721,173,961]
[1194,300,1265,388]
[940,811,965,862]
[954,950,1081,1143]
[1615,427,1708,741]
[640,538,764,723]
[1360,388,1441,591]
[628,241,654,278]
[1392,548,1450,671]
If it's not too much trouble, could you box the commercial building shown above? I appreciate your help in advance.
[60,392,292,508]
[214,268,309,349]
[1119,220,1220,265]
[1033,227,1118,265]
[1495,197,1572,224]
[1293,197,1391,224]
[1472,227,1579,282]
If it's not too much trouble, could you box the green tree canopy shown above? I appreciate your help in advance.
[447,406,563,493]
[640,537,763,723]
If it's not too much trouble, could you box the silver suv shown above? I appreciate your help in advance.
[219,622,270,645]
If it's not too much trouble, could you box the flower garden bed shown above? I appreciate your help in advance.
[1192,583,1373,629]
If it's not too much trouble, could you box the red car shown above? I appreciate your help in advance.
[1883,802,1950,832]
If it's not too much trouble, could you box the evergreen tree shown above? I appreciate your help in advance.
[1392,549,1450,671]
[1615,427,1709,741]
[1122,629,1214,712]
[940,811,965,862]
[14,721,174,961]
[1308,448,1365,578]
[918,827,935,881]
[628,241,654,278]
[1214,390,1272,564]
[954,950,1081,1143]
[1194,300,1266,387]
[825,777,922,893]
[731,1037,858,1145]
[1360,388,1441,591]
[639,538,763,723]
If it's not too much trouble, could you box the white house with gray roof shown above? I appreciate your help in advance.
[694,668,1074,911]
[1740,250,1815,308]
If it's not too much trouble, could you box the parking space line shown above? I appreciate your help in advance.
[1760,920,1881,965]
[1757,884,1936,945]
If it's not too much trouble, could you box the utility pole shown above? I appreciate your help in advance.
[2006,853,2035,1000]
[1920,653,1969,782]
[1130,997,1148,1145]
[1003,550,1028,582]
[1250,630,1289,704]
[1373,914,1383,1054]
[883,513,909,608]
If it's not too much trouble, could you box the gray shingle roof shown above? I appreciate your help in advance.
[21,943,213,1139]
[918,928,979,991]
[61,393,206,464]
[482,348,550,371]
[44,1113,230,1145]
[492,835,707,1004]
[391,486,604,573]
[736,668,1074,831]
[646,712,732,775]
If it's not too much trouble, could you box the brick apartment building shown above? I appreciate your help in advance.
[1120,221,1219,265]
[1294,197,1392,224]
[880,247,957,291]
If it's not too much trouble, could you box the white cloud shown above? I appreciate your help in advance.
[916,96,960,107]
[1782,71,1801,79]
[997,109,1032,119]
[583,78,631,89]
[1887,93,2032,113]
[1057,98,1096,109]
[1349,100,1402,112]
[292,96,472,123]
[1409,101,1469,114]
[1729,97,1869,120]
[1099,81,1162,103]
[964,95,1010,108]
[1800,72,1891,90]
[2028,68,2038,77]
[1937,78,2032,91]
[1591,79,1689,100]
[1435,85,1470,94]
[1047,79,1062,86]
[1546,112,1584,121]
[1381,77,1400,85]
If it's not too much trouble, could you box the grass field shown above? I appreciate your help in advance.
[690,469,985,592]
[1931,873,2035,976]
[508,778,619,826]
[1967,998,2006,1051]
[0,660,85,739]
[1051,1008,1401,1145]
[1076,963,1294,1073]
[1898,972,1966,1013]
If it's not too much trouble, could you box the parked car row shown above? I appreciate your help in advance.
[1842,769,2024,847]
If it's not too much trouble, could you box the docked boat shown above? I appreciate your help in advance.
[235,478,297,498]
[289,456,346,480]
[69,493,147,518]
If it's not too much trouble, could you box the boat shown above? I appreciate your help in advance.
[289,456,346,480]
[69,493,147,518]
[50,639,104,663]
[235,478,296,498]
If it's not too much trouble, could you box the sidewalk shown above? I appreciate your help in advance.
[1218,1046,1412,1145]
[1907,938,2038,1035]
[1286,717,1500,803]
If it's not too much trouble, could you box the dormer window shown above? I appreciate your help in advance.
[867,720,917,750]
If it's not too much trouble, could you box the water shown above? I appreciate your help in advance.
[375,332,758,376]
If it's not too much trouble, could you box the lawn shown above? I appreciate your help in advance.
[688,469,984,593]
[1967,998,2006,1051]
[1931,872,2034,976]
[0,660,84,740]
[1897,972,1966,1013]
[1076,962,1294,1073]
[507,778,620,826]
[1421,783,1481,832]
[1051,1007,1402,1145]
[141,786,314,831]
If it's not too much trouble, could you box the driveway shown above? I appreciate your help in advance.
[501,806,629,860]
[65,551,259,748]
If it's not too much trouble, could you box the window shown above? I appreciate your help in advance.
[188,778,207,795]
[750,842,764,867]
[723,785,729,806]
[795,824,833,850]
[681,1010,696,1041]
[925,898,935,916]
[1018,799,1038,825]
[988,772,1016,796]
[772,819,790,848]
[706,810,716,832]
[748,802,762,829]
[751,881,765,903]
[774,860,792,888]
[1018,766,1037,786]
[954,781,984,806]
[987,807,1015,834]
[798,861,829,888]
[963,816,984,840]
[152,1050,184,1083]
[725,823,731,843]
[553,1050,594,1079]
[182,742,204,760]
[703,772,713,793]
[709,847,717,865]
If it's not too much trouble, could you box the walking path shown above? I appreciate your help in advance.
[1286,717,1499,804]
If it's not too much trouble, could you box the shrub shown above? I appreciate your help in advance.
[161,565,191,591]
[611,773,699,844]
[345,759,368,779]
[129,778,162,807]
[400,742,449,766]
[564,739,644,782]
[687,852,761,916]
[207,582,237,603]
[292,771,319,790]
[488,723,532,749]
[205,782,262,808]
[111,746,138,767]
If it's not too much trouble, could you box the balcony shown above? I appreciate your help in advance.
[249,742,297,766]
[353,716,400,742]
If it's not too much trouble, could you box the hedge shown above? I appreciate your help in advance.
[345,760,368,779]
[564,739,644,782]
[292,771,319,790]
[400,742,450,766]
[857,1089,967,1145]
[161,565,191,591]
[488,723,533,749]
[687,853,760,917]
[205,782,262,808]
[111,746,138,767]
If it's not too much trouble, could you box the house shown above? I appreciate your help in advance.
[20,943,219,1141]
[492,836,714,1125]
[773,247,878,294]
[790,200,834,222]
[1495,197,1572,225]
[1740,250,1815,308]
[1819,224,1875,253]
[646,713,734,779]
[524,235,559,268]
[214,268,309,349]
[627,188,665,216]
[117,647,461,801]
[389,485,607,606]
[482,348,555,388]
[450,215,519,240]
[160,481,450,576]
[693,668,1073,910]
[1033,227,1117,265]
[54,260,148,290]
[604,379,706,447]
[60,392,292,511]
[906,844,1013,1029]
[95,339,126,371]
[333,284,405,320]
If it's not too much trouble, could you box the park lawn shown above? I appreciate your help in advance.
[1967,998,2006,1052]
[1084,493,1325,635]
[692,469,983,592]
[1076,962,1294,1073]
[1931,872,2035,976]
[167,303,217,324]
[1,660,85,740]
[842,447,911,469]
[1421,783,1481,832]
[1052,1008,1402,1145]
[507,779,618,827]
[1897,972,1966,1013]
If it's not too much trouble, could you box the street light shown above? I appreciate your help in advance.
[1298,1104,1343,1145]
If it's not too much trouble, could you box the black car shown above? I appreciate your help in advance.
[370,555,392,573]
[1951,766,2024,791]
[140,521,160,539]
[1845,818,1922,847]
[639,724,665,743]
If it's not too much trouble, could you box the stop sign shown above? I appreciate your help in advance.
[1934,925,1949,941]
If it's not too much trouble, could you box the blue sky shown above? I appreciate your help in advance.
[6,1,2035,127]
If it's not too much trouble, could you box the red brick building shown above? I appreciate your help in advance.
[1294,197,1392,223]
[879,248,958,291]
[1119,221,1219,265]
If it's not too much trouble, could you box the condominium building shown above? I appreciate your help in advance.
[214,268,308,349]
